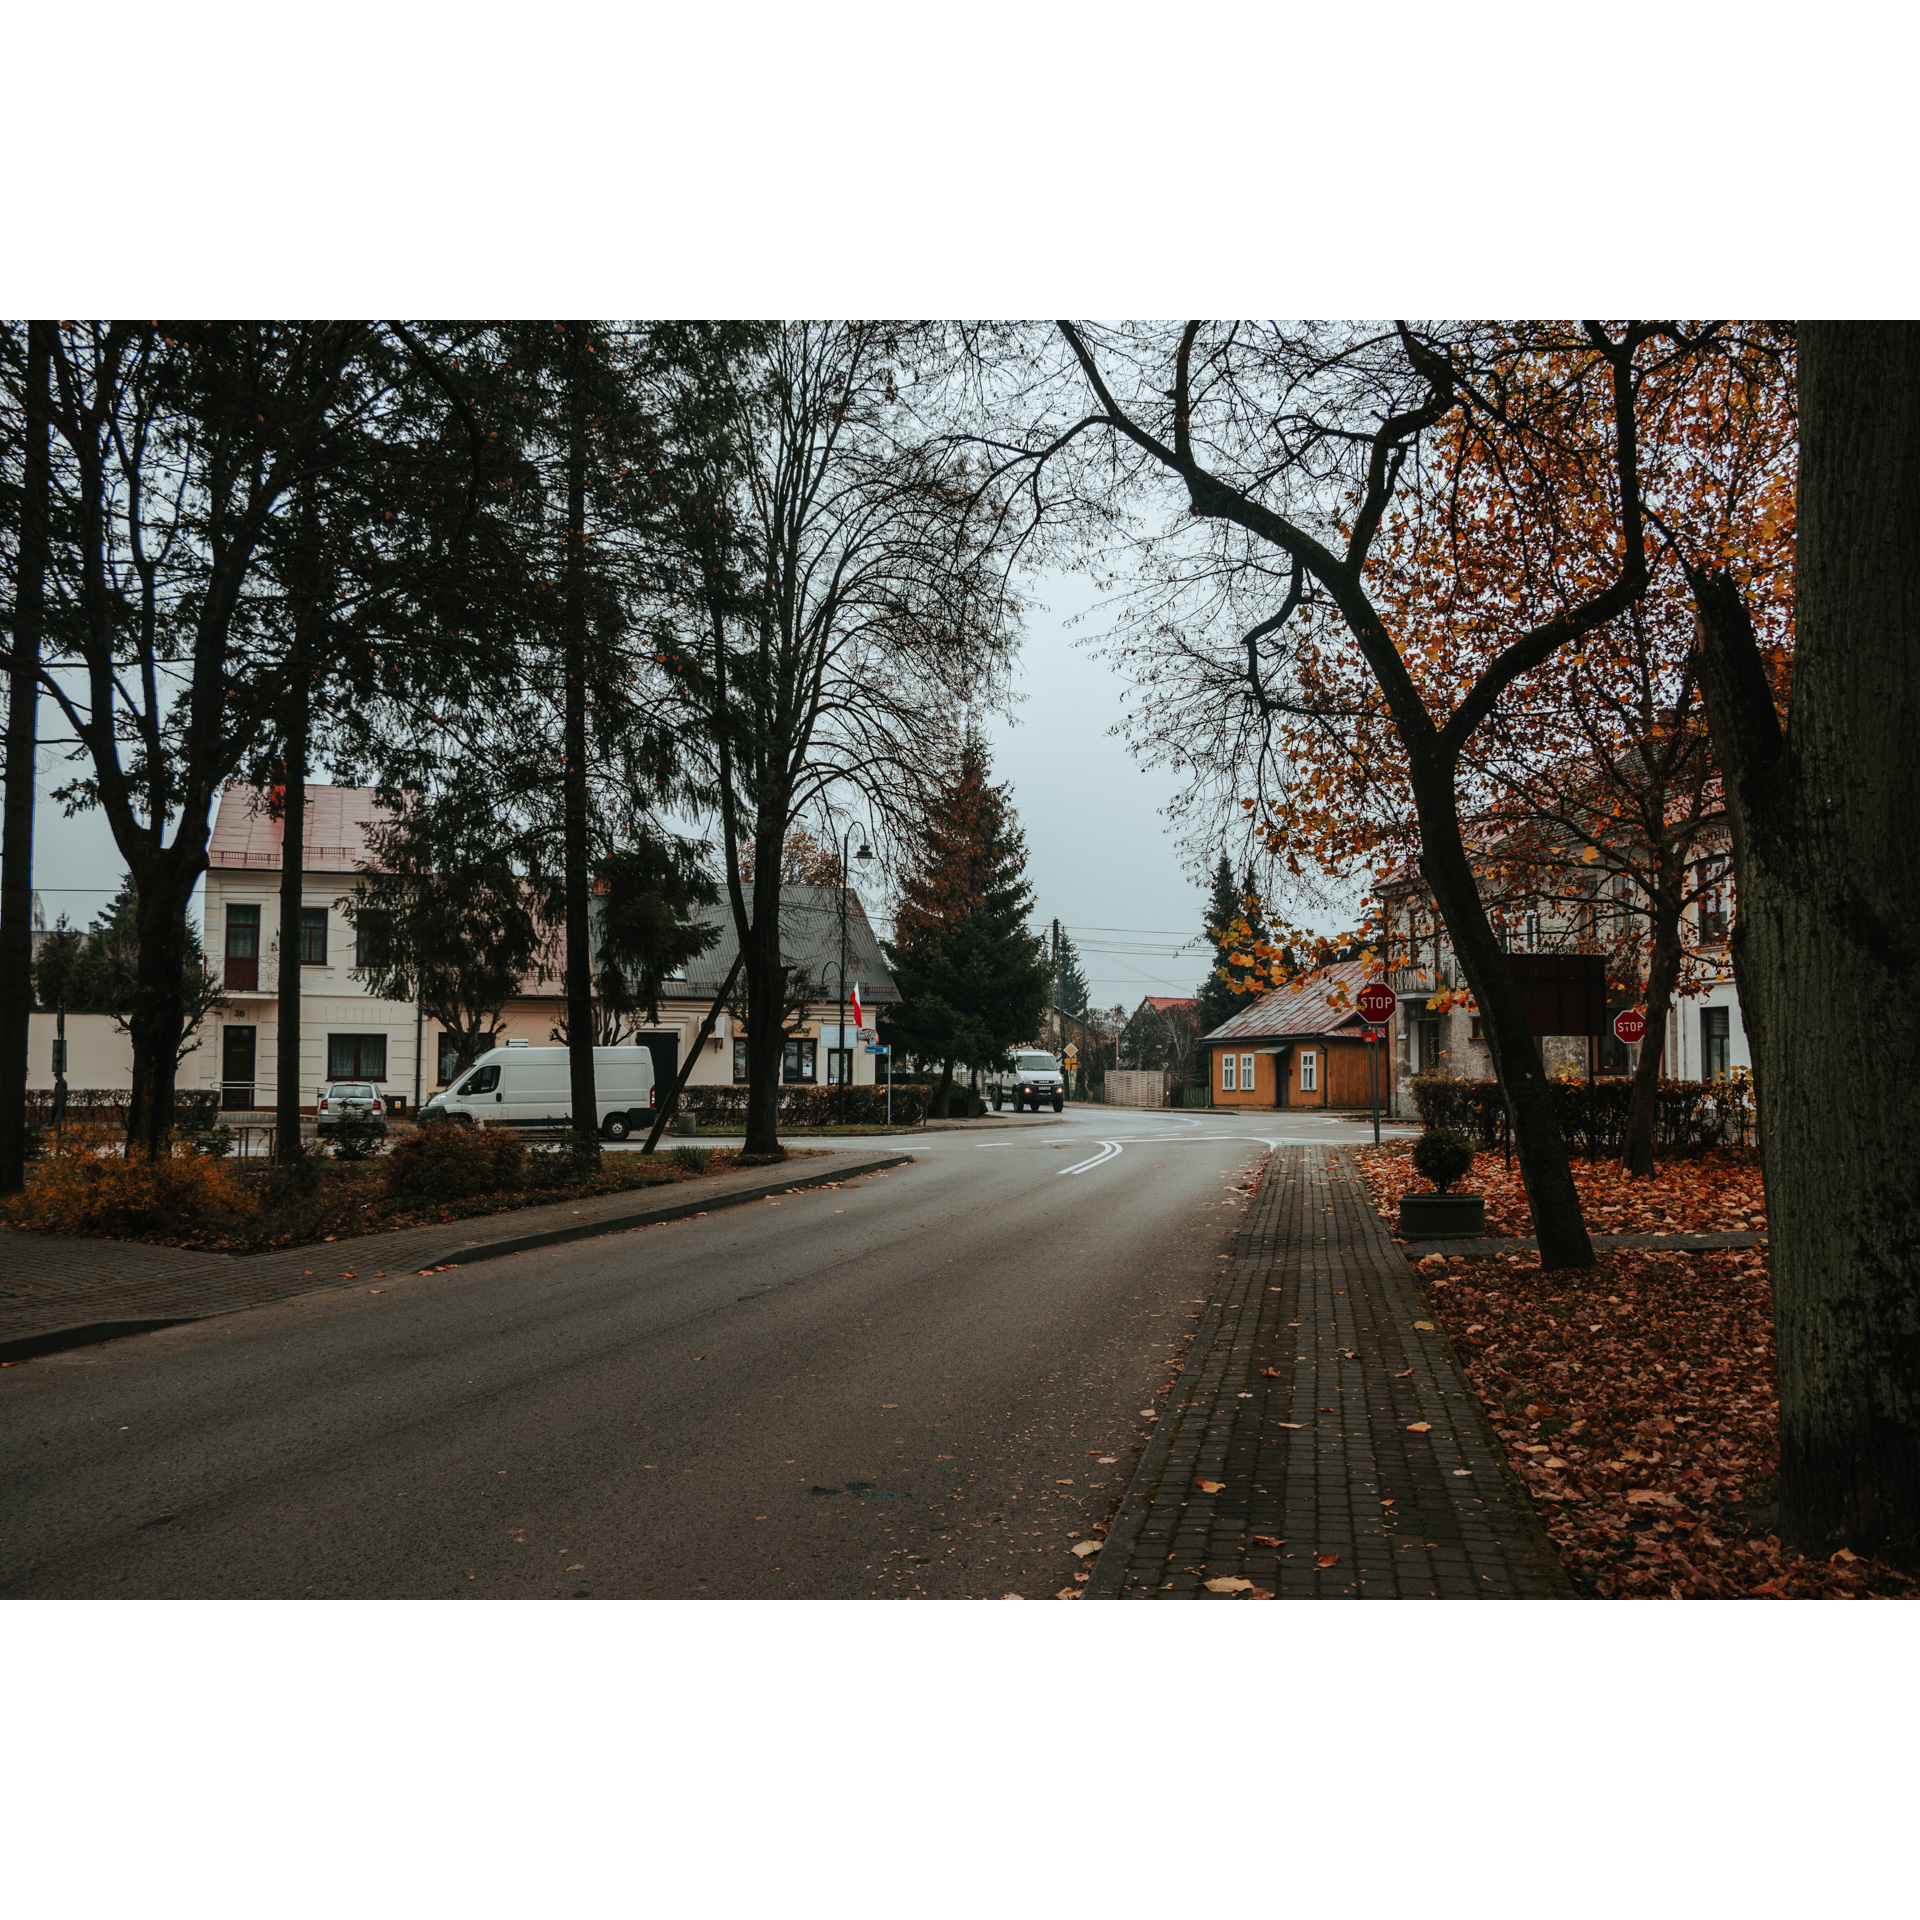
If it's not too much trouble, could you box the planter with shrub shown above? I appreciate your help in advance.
[1399,1127,1485,1238]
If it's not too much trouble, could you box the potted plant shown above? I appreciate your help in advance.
[1398,1128,1486,1238]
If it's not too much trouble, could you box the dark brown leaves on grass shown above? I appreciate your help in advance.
[1415,1241,1919,1600]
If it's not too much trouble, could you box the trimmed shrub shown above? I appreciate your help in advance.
[3,1127,256,1237]
[1411,1128,1476,1193]
[383,1123,526,1202]
[1409,1072,1745,1157]
[678,1082,932,1129]
[328,1117,385,1162]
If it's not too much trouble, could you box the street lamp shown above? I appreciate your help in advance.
[836,823,874,1126]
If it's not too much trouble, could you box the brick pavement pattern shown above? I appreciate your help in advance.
[1088,1145,1572,1599]
[0,1149,910,1357]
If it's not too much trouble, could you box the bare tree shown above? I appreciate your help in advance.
[674,324,1023,1156]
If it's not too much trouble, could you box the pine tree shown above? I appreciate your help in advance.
[882,739,1049,1117]
[1194,856,1242,1032]
[1049,923,1091,1019]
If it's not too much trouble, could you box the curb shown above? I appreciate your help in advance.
[1399,1230,1769,1260]
[0,1152,917,1367]
[406,1152,916,1271]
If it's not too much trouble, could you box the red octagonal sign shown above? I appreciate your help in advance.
[1613,1007,1648,1046]
[1356,982,1398,1025]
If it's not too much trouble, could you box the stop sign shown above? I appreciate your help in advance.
[1356,982,1397,1025]
[1613,1007,1648,1045]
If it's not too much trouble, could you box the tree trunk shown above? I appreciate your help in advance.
[1417,787,1595,1268]
[0,320,50,1195]
[125,861,199,1155]
[561,328,599,1167]
[1693,321,1920,1559]
[741,845,786,1156]
[275,684,308,1163]
[1622,896,1685,1178]
[930,1058,955,1119]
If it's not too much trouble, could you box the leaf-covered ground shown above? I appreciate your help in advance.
[1359,1140,1767,1237]
[1405,1244,1917,1599]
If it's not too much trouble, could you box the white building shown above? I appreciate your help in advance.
[196,785,901,1114]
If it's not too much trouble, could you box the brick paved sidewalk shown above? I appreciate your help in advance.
[0,1149,911,1360]
[1087,1145,1572,1599]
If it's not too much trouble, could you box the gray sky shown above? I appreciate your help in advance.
[21,568,1218,1003]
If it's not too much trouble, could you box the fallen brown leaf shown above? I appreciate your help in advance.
[1204,1576,1254,1594]
[1405,1421,1432,1433]
[1070,1539,1100,1559]
[1195,1479,1225,1493]
[1251,1534,1286,1548]
[1314,1554,1339,1569]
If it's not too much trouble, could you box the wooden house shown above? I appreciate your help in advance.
[1197,960,1386,1110]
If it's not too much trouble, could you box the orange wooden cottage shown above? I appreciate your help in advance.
[1198,960,1385,1110]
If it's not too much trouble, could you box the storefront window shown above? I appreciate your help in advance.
[783,1038,816,1084]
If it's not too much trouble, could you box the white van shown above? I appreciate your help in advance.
[422,1044,658,1141]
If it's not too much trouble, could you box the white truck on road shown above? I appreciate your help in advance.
[989,1049,1066,1113]
[419,1043,658,1140]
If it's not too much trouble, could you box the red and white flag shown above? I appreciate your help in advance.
[850,983,864,1030]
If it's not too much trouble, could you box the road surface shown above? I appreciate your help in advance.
[0,1107,1413,1598]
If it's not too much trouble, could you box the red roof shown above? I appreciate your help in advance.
[208,785,392,873]
[1198,959,1374,1044]
[1142,995,1197,1013]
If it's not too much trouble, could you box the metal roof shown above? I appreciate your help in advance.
[1198,959,1373,1044]
[208,784,390,872]
[666,886,899,1005]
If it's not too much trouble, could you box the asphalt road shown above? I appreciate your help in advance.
[0,1107,1412,1599]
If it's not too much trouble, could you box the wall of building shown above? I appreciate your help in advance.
[26,1012,135,1090]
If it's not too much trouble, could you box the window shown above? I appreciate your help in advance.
[1468,1017,1483,1043]
[436,1033,467,1085]
[1299,1050,1318,1092]
[783,1037,817,1084]
[327,1032,387,1080]
[1221,1053,1237,1091]
[1422,1020,1443,1069]
[1523,912,1541,953]
[1239,1053,1256,1092]
[733,1039,749,1084]
[456,1062,500,1097]
[224,903,260,990]
[826,1047,853,1086]
[355,912,392,970]
[299,906,328,966]
[1702,1006,1731,1080]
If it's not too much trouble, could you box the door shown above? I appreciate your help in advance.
[221,1026,256,1110]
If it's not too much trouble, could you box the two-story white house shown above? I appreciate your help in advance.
[197,784,901,1115]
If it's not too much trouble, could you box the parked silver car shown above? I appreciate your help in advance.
[315,1082,387,1136]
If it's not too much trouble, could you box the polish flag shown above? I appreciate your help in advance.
[850,983,864,1031]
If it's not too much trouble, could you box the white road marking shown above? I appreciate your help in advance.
[1056,1141,1123,1176]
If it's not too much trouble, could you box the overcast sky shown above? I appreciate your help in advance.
[22,566,1220,1008]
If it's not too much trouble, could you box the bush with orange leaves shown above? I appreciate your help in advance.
[2,1125,257,1240]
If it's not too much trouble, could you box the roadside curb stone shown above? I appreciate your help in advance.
[0,1150,914,1363]
[1086,1145,1573,1600]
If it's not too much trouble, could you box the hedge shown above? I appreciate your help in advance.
[678,1082,935,1128]
[1408,1072,1756,1155]
[21,1087,222,1131]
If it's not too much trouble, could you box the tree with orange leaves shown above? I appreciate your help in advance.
[987,321,1785,1269]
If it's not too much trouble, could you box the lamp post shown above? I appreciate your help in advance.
[836,822,874,1126]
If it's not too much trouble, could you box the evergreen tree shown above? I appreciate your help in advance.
[881,740,1049,1117]
[1195,856,1241,1032]
[1048,922,1091,1019]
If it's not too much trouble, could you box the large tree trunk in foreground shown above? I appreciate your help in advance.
[0,321,50,1195]
[126,859,201,1155]
[740,852,786,1157]
[561,329,600,1168]
[1693,321,1920,1559]
[275,685,308,1163]
[1419,788,1595,1269]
